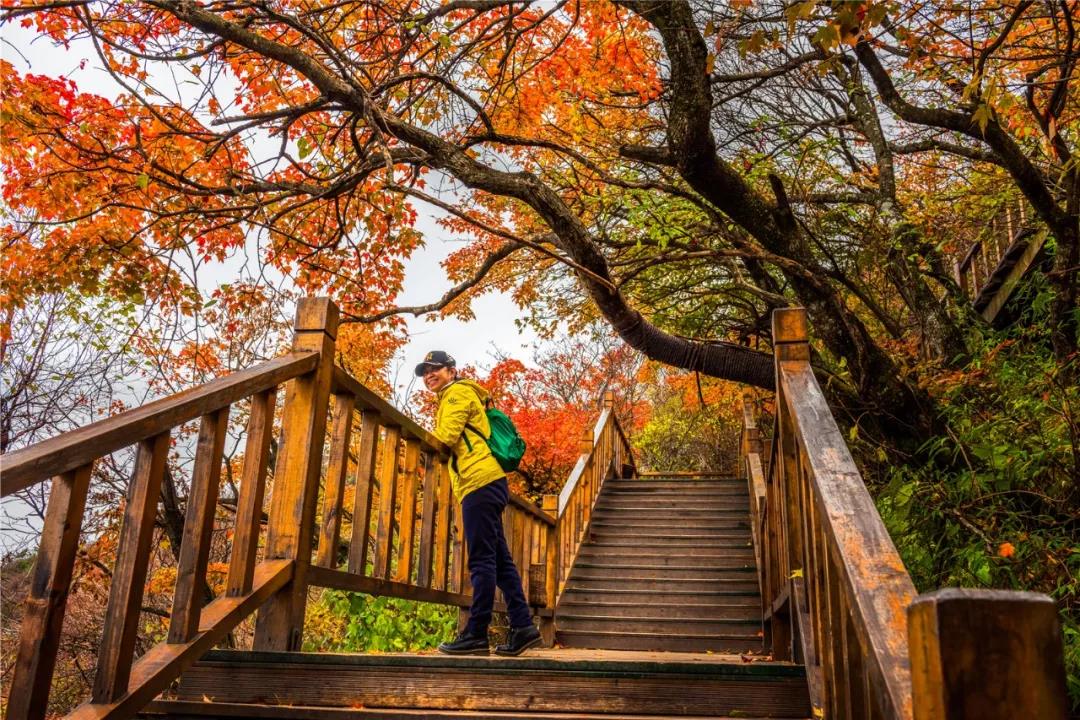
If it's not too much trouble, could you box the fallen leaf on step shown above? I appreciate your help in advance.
[202,695,213,703]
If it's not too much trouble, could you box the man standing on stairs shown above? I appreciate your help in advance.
[416,350,542,657]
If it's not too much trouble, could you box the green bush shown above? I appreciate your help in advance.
[873,289,1079,710]
[306,591,457,653]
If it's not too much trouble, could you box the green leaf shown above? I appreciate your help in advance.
[136,173,150,190]
[297,137,312,159]
[972,104,992,135]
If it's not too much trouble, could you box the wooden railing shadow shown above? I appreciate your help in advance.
[740,307,1070,720]
[1,297,636,720]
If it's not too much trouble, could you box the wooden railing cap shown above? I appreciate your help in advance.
[909,587,1059,608]
[294,297,340,339]
[771,307,808,344]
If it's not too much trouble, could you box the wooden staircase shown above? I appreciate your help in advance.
[557,476,763,653]
[2,300,1069,720]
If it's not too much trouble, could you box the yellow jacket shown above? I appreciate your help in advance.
[433,379,504,501]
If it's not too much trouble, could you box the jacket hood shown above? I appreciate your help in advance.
[440,378,490,404]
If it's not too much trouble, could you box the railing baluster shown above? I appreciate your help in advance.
[227,388,277,597]
[450,497,465,594]
[93,431,170,703]
[7,463,93,720]
[844,603,869,719]
[347,411,380,575]
[416,451,439,587]
[169,408,230,643]
[393,439,422,583]
[373,426,402,580]
[433,461,451,590]
[316,393,356,569]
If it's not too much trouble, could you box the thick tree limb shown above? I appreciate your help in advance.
[153,0,777,389]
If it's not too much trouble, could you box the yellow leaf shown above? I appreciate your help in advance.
[789,568,804,579]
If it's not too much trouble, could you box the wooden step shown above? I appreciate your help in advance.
[585,532,753,543]
[603,480,743,490]
[555,629,764,653]
[571,561,757,576]
[597,497,748,506]
[557,600,761,619]
[143,701,810,719]
[592,505,750,516]
[566,577,760,592]
[583,539,754,551]
[602,485,748,496]
[578,544,756,561]
[558,588,760,605]
[557,614,762,636]
[162,650,810,718]
[587,520,747,533]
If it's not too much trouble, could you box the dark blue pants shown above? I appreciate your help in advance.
[461,477,532,635]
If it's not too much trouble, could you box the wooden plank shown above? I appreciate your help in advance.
[432,461,451,591]
[416,452,439,587]
[6,463,92,720]
[393,439,422,583]
[169,407,230,643]
[227,388,277,597]
[1,353,316,497]
[372,426,402,580]
[347,411,380,575]
[316,393,356,569]
[170,651,807,716]
[542,495,558,610]
[908,589,1068,720]
[254,297,338,651]
[92,432,170,703]
[66,560,292,720]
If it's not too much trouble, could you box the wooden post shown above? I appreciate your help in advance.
[540,494,558,645]
[254,297,338,651]
[909,589,1068,720]
[770,307,809,662]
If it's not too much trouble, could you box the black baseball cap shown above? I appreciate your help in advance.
[414,350,456,377]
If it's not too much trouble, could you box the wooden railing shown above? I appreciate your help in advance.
[741,307,1070,720]
[954,196,1048,324]
[550,392,636,601]
[0,298,557,720]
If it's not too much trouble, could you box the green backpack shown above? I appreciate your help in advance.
[461,388,527,473]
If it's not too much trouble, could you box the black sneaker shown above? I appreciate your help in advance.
[438,631,489,655]
[494,624,541,656]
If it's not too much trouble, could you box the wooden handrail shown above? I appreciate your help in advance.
[0,352,318,497]
[551,392,636,602]
[954,196,1033,304]
[2,300,331,720]
[741,307,1069,720]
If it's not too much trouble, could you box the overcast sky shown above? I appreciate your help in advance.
[2,22,541,407]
